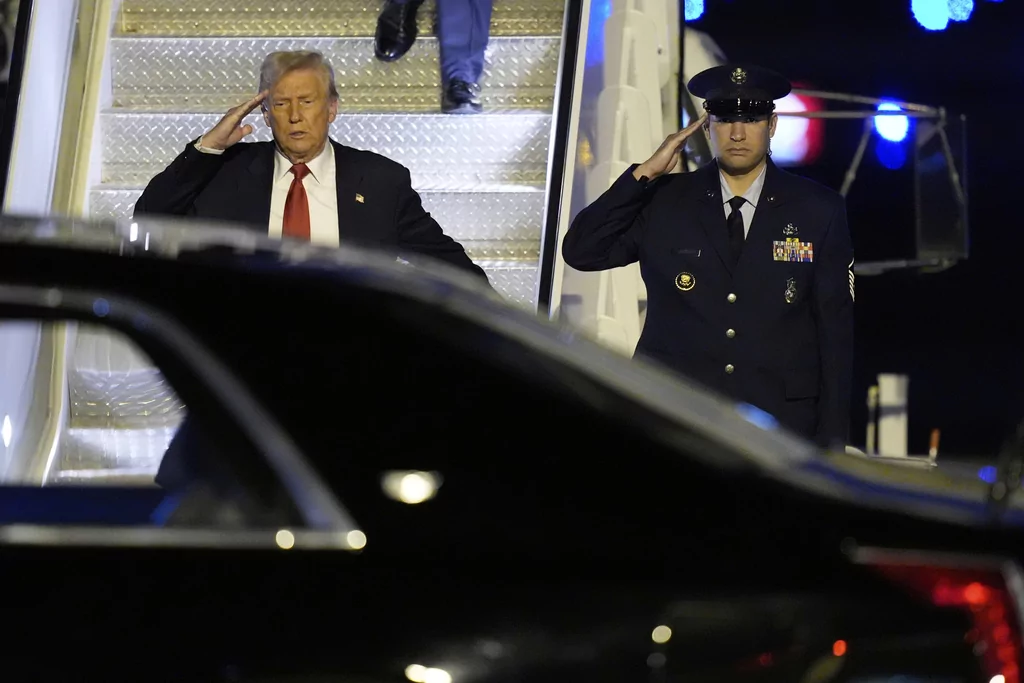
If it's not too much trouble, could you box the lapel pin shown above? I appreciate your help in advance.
[355,193,364,203]
[783,223,798,236]
[675,272,695,291]
[785,277,797,304]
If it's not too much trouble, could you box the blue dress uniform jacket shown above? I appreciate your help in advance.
[562,159,854,447]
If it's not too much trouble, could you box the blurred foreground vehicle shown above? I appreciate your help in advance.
[0,216,1021,683]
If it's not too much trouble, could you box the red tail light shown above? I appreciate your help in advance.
[856,548,1024,683]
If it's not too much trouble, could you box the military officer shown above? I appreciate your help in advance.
[562,64,854,449]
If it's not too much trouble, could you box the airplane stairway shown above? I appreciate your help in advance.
[89,0,566,305]
[51,0,568,484]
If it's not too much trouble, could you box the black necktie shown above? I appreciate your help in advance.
[726,196,746,263]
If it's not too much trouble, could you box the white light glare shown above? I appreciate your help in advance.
[991,676,1006,683]
[129,222,139,242]
[652,624,673,643]
[771,92,810,165]
[875,102,909,143]
[275,529,295,550]
[423,669,452,683]
[1,415,12,448]
[382,470,441,504]
[347,529,367,550]
[405,665,451,683]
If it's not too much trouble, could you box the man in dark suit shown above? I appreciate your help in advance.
[134,49,488,282]
[139,50,488,497]
[562,64,854,449]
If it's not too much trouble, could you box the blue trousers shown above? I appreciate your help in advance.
[394,0,493,83]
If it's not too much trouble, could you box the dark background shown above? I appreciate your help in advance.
[694,0,1023,458]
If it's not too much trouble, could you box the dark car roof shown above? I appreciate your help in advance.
[0,214,1017,529]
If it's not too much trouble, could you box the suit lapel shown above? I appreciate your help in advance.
[240,143,275,229]
[737,158,790,271]
[693,160,736,274]
[332,141,365,240]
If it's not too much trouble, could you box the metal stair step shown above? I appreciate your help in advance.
[50,468,160,486]
[476,260,539,307]
[90,187,544,259]
[111,36,559,113]
[56,426,179,475]
[100,111,552,190]
[69,366,185,429]
[69,325,185,429]
[116,0,565,38]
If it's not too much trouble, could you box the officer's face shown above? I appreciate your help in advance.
[705,113,777,174]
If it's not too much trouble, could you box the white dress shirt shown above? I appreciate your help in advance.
[720,162,767,238]
[194,139,340,247]
[268,142,340,247]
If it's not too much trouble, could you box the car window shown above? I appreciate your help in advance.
[0,316,357,547]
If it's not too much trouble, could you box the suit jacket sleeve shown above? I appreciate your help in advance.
[561,163,658,271]
[392,165,490,285]
[133,139,228,217]
[813,199,855,448]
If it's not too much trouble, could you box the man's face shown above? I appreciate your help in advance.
[263,67,338,163]
[705,113,777,175]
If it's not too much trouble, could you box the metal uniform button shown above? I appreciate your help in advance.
[727,293,737,303]
[726,329,736,338]
[725,364,735,374]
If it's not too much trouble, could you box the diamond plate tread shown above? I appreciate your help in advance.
[50,469,158,486]
[111,37,559,113]
[100,112,551,189]
[90,187,544,258]
[116,0,565,38]
[480,260,538,308]
[69,326,185,429]
[56,426,179,474]
[69,367,185,429]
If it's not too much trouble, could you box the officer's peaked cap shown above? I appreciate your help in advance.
[687,64,792,117]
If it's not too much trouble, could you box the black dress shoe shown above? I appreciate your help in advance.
[375,0,424,62]
[442,79,482,114]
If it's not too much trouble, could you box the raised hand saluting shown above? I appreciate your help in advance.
[197,91,270,151]
[632,111,708,181]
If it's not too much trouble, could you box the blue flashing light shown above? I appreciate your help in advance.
[949,0,974,21]
[978,465,998,485]
[584,0,613,68]
[911,0,950,30]
[875,102,909,143]
[684,0,705,21]
[876,139,908,170]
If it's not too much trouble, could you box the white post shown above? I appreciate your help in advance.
[877,373,910,457]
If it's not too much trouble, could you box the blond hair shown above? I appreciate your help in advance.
[258,50,339,108]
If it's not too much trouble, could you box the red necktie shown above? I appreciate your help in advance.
[282,163,311,240]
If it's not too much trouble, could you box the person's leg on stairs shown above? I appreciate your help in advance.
[374,0,426,62]
[438,0,493,114]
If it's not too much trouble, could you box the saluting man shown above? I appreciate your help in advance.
[562,64,855,449]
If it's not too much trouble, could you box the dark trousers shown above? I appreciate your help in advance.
[393,0,493,83]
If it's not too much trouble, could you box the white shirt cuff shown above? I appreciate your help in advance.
[194,139,225,155]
